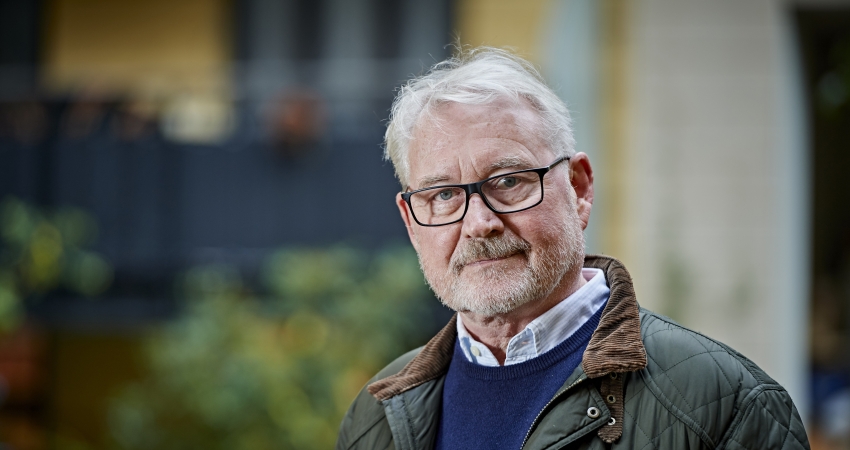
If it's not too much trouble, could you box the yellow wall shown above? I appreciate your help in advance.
[42,0,231,95]
[455,0,552,62]
[598,0,631,261]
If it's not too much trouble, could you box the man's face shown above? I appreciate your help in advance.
[396,100,591,317]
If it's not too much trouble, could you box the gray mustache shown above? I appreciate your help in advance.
[451,235,531,274]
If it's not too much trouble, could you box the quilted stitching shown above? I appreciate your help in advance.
[643,346,735,412]
[640,315,759,413]
[622,311,809,449]
[686,332,736,392]
[645,350,697,411]
[726,391,809,449]
[623,375,647,403]
[753,392,808,449]
[630,390,707,449]
[622,408,659,450]
[644,348,744,414]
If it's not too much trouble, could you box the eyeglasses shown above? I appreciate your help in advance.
[401,156,570,227]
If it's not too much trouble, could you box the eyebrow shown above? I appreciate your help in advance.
[412,156,537,189]
[415,174,452,188]
[485,156,535,173]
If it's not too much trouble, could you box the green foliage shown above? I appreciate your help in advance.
[0,196,112,331]
[109,245,434,450]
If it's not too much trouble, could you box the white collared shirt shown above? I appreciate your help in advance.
[456,268,610,366]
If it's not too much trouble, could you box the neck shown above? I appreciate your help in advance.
[459,268,587,364]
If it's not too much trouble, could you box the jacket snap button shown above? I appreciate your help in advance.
[608,417,617,426]
[607,395,616,403]
[587,407,600,419]
[609,372,618,380]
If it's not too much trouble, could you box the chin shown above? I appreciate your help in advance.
[441,271,540,316]
[440,295,525,317]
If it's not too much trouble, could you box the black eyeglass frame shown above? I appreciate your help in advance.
[401,155,571,227]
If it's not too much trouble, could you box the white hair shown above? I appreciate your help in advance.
[384,47,576,187]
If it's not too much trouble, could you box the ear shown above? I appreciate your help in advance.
[396,192,420,251]
[568,152,594,230]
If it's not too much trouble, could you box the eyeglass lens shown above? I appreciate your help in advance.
[408,171,543,225]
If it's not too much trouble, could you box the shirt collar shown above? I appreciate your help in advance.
[456,268,610,366]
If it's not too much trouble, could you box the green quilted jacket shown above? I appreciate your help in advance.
[336,255,810,449]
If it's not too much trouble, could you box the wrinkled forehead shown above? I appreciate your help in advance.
[414,98,545,140]
[408,98,550,163]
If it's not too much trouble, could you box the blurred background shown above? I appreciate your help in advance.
[0,0,848,448]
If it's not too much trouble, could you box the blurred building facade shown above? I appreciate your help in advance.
[545,1,849,446]
[1,0,850,448]
[1,0,453,447]
[1,0,453,322]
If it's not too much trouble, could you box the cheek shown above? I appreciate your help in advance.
[516,203,574,246]
[544,172,574,202]
[416,227,460,265]
[541,183,579,225]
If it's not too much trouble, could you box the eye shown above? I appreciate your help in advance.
[497,176,518,188]
[437,189,455,200]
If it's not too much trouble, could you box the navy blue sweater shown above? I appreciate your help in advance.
[435,304,604,450]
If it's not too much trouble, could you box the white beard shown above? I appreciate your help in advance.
[417,211,585,317]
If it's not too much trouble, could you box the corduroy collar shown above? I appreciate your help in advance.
[368,255,647,401]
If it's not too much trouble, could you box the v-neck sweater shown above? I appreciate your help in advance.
[434,301,605,450]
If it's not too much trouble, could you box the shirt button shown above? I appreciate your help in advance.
[471,347,481,357]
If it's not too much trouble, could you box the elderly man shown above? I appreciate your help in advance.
[337,48,809,449]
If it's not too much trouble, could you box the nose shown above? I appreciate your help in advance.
[461,194,504,238]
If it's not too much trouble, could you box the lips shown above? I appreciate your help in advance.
[466,253,517,267]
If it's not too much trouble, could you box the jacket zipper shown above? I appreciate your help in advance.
[519,376,588,449]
